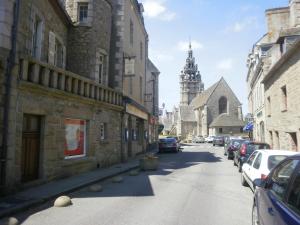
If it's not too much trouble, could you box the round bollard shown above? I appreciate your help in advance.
[89,184,103,192]
[112,176,123,183]
[0,217,19,225]
[129,170,139,176]
[54,196,72,207]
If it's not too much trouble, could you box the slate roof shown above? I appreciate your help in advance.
[179,105,196,122]
[190,80,220,109]
[209,113,246,128]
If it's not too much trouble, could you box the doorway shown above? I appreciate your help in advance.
[21,114,41,182]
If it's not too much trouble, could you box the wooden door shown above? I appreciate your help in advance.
[21,115,41,182]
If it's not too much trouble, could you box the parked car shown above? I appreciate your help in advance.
[241,150,298,191]
[224,139,245,159]
[233,141,270,172]
[192,136,205,143]
[252,154,300,225]
[224,136,243,151]
[213,136,225,146]
[158,138,179,153]
[205,136,215,143]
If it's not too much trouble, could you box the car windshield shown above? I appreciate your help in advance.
[246,143,270,154]
[268,155,288,170]
[231,139,244,146]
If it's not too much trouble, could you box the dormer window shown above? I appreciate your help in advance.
[78,3,88,23]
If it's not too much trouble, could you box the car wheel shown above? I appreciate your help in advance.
[252,203,260,225]
[241,173,248,186]
[213,144,215,146]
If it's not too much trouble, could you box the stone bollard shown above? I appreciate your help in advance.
[54,196,72,207]
[0,217,19,225]
[89,184,103,192]
[129,170,139,176]
[112,176,123,183]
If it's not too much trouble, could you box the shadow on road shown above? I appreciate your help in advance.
[11,150,222,224]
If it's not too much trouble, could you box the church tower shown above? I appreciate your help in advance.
[179,43,204,105]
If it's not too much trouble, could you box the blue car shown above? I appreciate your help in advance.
[252,154,300,225]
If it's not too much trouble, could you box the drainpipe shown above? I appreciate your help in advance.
[0,0,20,188]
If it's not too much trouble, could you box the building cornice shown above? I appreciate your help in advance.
[262,39,300,83]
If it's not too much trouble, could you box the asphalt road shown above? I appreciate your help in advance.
[14,144,253,225]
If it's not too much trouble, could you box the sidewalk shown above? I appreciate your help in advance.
[0,152,156,219]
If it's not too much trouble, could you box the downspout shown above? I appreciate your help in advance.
[0,0,21,187]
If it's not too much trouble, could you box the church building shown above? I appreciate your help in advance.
[167,43,245,139]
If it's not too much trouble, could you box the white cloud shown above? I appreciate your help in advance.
[142,0,176,21]
[217,59,233,70]
[177,40,203,52]
[227,17,258,33]
[149,49,174,62]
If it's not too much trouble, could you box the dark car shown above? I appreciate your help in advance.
[213,136,225,146]
[159,138,179,153]
[224,139,245,159]
[252,154,300,225]
[233,141,270,172]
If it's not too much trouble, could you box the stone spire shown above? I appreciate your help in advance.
[179,42,204,106]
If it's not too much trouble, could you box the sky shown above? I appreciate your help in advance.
[140,0,288,114]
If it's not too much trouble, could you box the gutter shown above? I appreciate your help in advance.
[0,0,20,187]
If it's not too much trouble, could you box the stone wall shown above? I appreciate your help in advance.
[5,74,122,190]
[264,47,300,151]
[67,0,112,82]
[206,79,241,126]
[17,0,68,63]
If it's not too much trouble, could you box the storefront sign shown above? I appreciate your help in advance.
[64,119,86,158]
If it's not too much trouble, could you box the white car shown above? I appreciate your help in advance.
[241,149,298,191]
[205,136,215,143]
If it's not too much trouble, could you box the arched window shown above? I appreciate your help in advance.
[219,96,227,114]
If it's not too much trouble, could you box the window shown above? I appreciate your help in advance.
[287,169,300,216]
[78,3,88,23]
[140,42,143,60]
[253,153,262,169]
[219,128,223,133]
[247,151,258,166]
[219,96,227,114]
[100,123,106,140]
[130,20,134,45]
[269,131,273,148]
[267,96,271,117]
[281,85,287,111]
[140,76,143,101]
[270,160,299,201]
[129,77,133,95]
[31,16,43,59]
[96,53,106,84]
[289,132,298,151]
[48,31,66,68]
[275,131,280,149]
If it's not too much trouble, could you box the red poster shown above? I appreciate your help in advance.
[64,119,86,158]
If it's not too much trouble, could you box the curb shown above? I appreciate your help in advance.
[0,164,140,219]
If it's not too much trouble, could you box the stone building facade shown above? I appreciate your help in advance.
[145,59,160,147]
[247,0,300,149]
[0,0,124,193]
[262,40,300,151]
[110,0,151,160]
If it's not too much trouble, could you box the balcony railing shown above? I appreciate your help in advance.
[19,57,123,107]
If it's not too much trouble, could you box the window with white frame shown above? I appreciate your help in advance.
[95,50,107,84]
[78,2,89,23]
